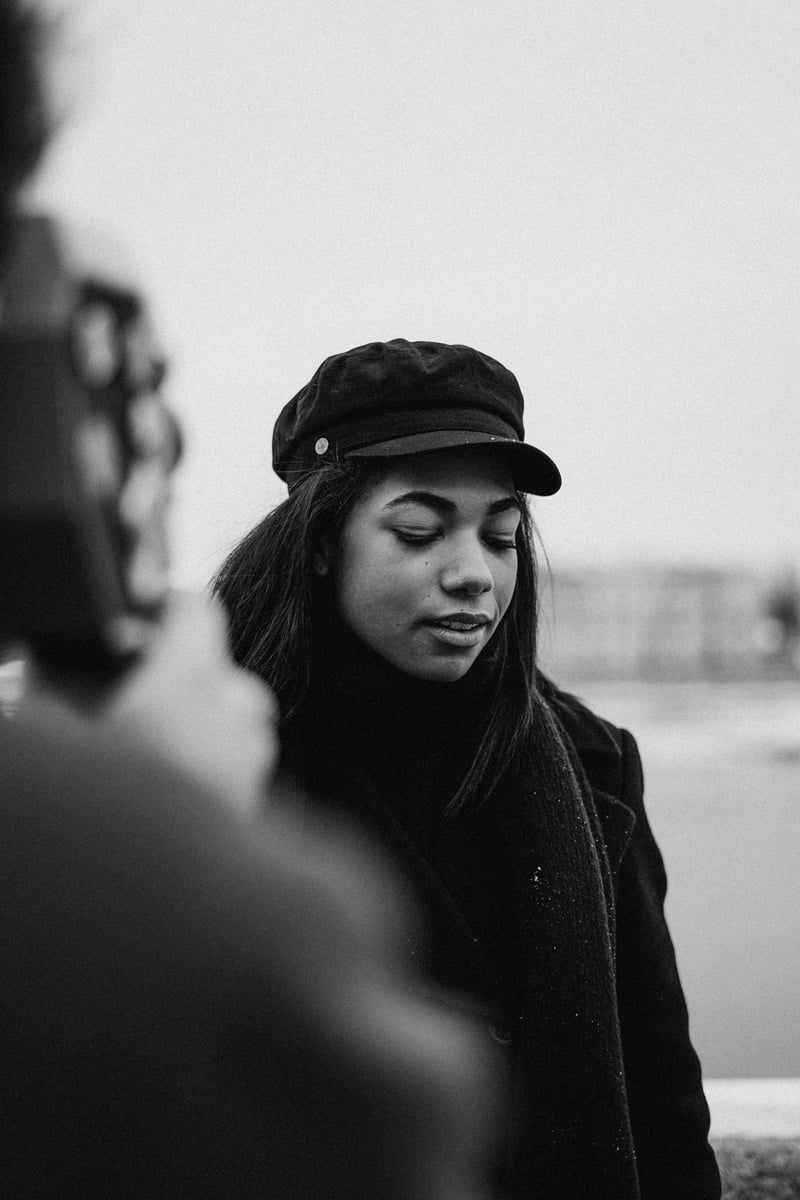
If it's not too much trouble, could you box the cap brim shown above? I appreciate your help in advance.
[346,430,561,496]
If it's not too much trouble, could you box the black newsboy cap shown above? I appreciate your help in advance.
[272,338,561,495]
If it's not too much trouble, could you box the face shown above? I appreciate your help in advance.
[331,446,520,682]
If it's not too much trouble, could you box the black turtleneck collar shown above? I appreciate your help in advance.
[309,610,498,749]
[287,611,501,836]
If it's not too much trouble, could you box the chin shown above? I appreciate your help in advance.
[408,656,476,684]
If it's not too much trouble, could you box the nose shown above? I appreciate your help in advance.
[439,535,494,597]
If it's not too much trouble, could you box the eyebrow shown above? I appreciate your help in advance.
[382,491,522,517]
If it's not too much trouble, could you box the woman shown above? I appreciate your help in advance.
[214,338,721,1200]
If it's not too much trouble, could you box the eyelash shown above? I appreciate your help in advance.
[394,531,517,552]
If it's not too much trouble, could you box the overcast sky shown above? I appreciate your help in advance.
[28,0,800,586]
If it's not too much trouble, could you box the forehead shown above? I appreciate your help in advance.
[366,445,516,502]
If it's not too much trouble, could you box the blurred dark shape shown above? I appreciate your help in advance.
[0,701,498,1198]
[759,565,800,674]
[0,0,49,249]
[0,213,181,681]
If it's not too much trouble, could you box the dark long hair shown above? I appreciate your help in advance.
[212,457,541,814]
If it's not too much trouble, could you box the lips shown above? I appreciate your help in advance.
[425,612,492,632]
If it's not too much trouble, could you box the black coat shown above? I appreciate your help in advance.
[545,679,720,1200]
[283,662,721,1200]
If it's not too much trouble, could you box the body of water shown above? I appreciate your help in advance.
[565,679,800,1079]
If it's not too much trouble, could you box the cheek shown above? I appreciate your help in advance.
[495,558,518,618]
[335,543,397,630]
[337,547,427,633]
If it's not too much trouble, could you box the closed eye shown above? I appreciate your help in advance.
[393,528,440,545]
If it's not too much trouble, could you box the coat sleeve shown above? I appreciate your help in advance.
[614,728,721,1200]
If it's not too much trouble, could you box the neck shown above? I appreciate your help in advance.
[310,613,498,737]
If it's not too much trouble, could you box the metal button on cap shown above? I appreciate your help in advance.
[314,437,329,455]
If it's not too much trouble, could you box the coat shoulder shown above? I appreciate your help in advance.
[538,673,629,801]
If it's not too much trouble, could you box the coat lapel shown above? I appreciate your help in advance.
[591,788,637,882]
[540,675,638,884]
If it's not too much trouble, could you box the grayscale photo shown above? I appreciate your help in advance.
[2,2,798,1197]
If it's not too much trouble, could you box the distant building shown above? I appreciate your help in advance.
[539,564,771,682]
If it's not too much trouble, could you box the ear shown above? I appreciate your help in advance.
[313,535,334,577]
